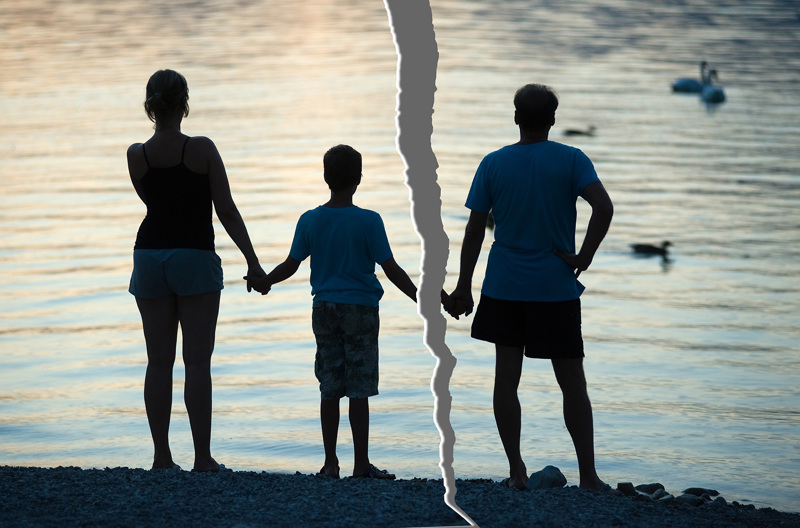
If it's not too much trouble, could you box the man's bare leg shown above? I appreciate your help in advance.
[494,345,528,489]
[552,357,606,490]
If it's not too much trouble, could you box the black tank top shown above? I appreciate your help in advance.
[133,138,215,250]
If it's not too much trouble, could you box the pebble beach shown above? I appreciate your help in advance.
[2,466,798,528]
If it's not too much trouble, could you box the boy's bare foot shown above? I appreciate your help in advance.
[151,462,180,470]
[151,455,177,470]
[353,464,395,480]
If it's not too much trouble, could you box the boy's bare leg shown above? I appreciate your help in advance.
[178,291,222,472]
[494,345,528,489]
[320,397,340,477]
[349,397,370,476]
[137,295,179,470]
[551,358,606,490]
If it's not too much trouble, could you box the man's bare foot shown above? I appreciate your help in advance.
[501,477,529,490]
[580,479,621,495]
[503,463,528,490]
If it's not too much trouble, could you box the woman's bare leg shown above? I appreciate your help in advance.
[136,295,179,469]
[177,291,221,472]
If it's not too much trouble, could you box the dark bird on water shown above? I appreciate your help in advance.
[631,241,672,256]
[564,125,596,137]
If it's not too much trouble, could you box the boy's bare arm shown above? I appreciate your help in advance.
[380,257,418,302]
[244,255,301,295]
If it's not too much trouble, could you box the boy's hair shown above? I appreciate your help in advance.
[323,145,362,192]
[514,84,559,130]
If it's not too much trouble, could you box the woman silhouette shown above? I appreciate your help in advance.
[127,69,266,471]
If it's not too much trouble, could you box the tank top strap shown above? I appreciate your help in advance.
[141,143,151,168]
[180,137,191,164]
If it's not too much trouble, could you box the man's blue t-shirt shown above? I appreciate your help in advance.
[289,205,393,307]
[465,141,600,302]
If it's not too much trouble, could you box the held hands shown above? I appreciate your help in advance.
[243,264,271,295]
[442,287,474,320]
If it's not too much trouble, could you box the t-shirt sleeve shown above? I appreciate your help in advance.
[289,213,310,262]
[368,213,393,265]
[465,155,493,213]
[573,149,600,197]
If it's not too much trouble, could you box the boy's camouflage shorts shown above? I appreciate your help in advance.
[312,301,379,399]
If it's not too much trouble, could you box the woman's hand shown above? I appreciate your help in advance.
[244,263,269,294]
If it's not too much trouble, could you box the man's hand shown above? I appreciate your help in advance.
[444,286,474,320]
[553,249,589,279]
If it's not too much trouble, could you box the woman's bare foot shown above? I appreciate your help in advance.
[192,457,230,473]
[317,464,340,478]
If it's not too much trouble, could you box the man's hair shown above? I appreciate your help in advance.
[323,145,362,191]
[513,84,559,130]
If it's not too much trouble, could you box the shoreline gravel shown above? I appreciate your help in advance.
[1,466,798,528]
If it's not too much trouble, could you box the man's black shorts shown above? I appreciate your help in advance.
[470,294,584,359]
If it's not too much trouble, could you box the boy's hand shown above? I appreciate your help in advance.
[441,290,457,317]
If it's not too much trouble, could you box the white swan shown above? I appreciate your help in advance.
[701,69,726,104]
[672,61,707,93]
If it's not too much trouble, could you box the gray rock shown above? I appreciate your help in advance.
[652,488,671,500]
[676,493,704,506]
[684,487,719,497]
[527,465,567,490]
[635,482,665,494]
[657,493,675,503]
[713,496,728,506]
[616,482,637,497]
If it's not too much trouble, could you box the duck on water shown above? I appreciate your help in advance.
[631,241,672,257]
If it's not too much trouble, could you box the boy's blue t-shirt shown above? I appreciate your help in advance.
[289,205,393,307]
[465,141,600,302]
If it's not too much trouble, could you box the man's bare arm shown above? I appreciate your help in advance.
[448,210,489,317]
[554,182,613,277]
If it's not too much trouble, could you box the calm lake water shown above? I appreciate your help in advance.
[1,0,799,515]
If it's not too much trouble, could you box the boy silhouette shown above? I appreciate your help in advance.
[247,144,417,479]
